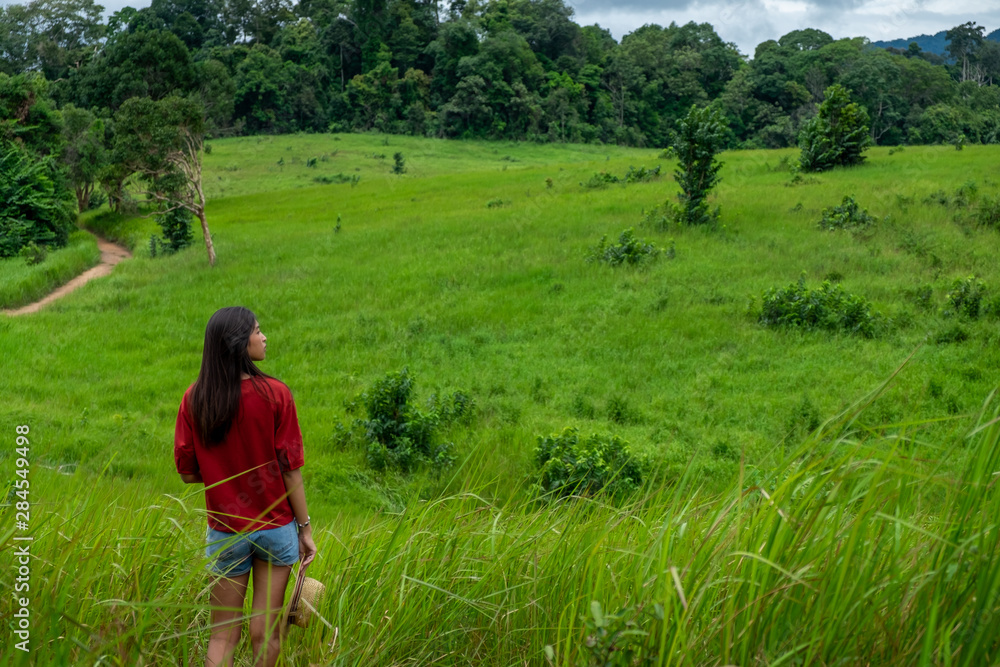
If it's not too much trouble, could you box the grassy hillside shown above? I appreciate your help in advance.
[2,135,999,665]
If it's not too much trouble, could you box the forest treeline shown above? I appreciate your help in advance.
[2,0,999,148]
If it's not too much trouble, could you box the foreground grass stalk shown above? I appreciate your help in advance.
[3,393,998,665]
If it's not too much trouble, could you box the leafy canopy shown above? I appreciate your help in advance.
[799,84,871,172]
[672,104,726,225]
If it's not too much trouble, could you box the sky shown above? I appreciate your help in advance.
[1,0,996,58]
[566,0,998,56]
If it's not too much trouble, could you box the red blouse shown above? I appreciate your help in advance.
[174,377,304,533]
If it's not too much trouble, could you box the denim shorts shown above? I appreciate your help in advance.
[206,520,299,577]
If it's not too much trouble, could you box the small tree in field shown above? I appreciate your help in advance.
[672,104,726,226]
[799,84,871,172]
[113,96,216,265]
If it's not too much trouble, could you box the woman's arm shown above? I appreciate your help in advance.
[180,473,203,484]
[282,468,318,566]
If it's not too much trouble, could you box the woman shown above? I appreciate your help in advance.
[174,306,317,667]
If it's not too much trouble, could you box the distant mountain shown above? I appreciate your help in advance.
[872,28,1000,56]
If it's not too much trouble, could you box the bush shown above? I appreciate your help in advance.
[799,84,871,172]
[587,228,659,267]
[944,276,987,319]
[392,152,406,174]
[357,368,463,474]
[818,195,877,231]
[584,165,662,188]
[155,207,193,253]
[0,144,75,257]
[580,171,620,189]
[672,105,726,225]
[534,427,645,498]
[975,196,1000,230]
[18,241,47,265]
[313,173,354,185]
[758,275,885,338]
[623,165,661,183]
[935,324,969,345]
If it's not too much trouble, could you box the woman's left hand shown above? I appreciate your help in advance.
[299,525,317,566]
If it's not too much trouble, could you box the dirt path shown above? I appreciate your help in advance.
[4,235,132,316]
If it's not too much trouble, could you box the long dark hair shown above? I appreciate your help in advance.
[189,306,274,445]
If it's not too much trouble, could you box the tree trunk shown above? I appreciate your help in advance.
[76,184,90,213]
[197,208,216,266]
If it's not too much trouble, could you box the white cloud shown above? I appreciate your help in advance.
[569,0,997,56]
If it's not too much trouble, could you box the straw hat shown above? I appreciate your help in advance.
[284,561,325,630]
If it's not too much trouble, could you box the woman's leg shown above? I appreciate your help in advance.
[205,573,250,667]
[248,559,292,667]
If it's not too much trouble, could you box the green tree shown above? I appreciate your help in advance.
[672,104,725,225]
[0,73,64,158]
[60,104,107,212]
[195,58,237,132]
[0,143,75,257]
[67,28,197,110]
[439,74,491,137]
[615,22,741,146]
[31,0,107,80]
[426,19,479,106]
[840,50,904,145]
[113,96,215,265]
[345,43,399,129]
[946,22,985,83]
[799,84,871,172]
[0,0,105,78]
[0,71,74,256]
[0,4,37,75]
[234,44,288,131]
[448,30,545,139]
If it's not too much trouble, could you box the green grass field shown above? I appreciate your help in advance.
[0,231,100,310]
[2,135,999,665]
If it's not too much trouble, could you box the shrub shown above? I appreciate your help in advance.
[818,195,877,231]
[86,190,107,211]
[906,284,935,311]
[944,276,987,319]
[935,324,969,344]
[18,241,47,265]
[314,173,353,185]
[392,152,406,174]
[607,396,641,425]
[975,196,1000,231]
[426,390,476,427]
[0,144,75,257]
[623,165,661,183]
[758,275,885,338]
[587,229,659,267]
[672,104,725,225]
[486,198,509,208]
[799,84,871,172]
[642,204,681,232]
[155,207,193,252]
[357,368,463,473]
[580,171,620,189]
[785,171,821,187]
[534,427,645,498]
[954,181,977,207]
